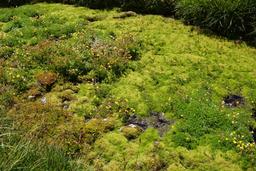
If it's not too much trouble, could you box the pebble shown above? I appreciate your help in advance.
[28,95,36,100]
[41,96,47,104]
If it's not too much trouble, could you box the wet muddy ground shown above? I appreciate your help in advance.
[124,112,174,136]
[223,95,244,107]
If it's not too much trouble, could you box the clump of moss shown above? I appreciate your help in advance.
[58,89,76,102]
[0,46,14,59]
[25,86,42,100]
[120,125,142,139]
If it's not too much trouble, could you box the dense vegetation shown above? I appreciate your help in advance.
[1,2,256,171]
[177,0,256,39]
[1,0,256,40]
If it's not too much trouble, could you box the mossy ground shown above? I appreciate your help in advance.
[1,3,256,171]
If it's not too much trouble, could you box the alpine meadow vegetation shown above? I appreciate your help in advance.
[0,1,256,171]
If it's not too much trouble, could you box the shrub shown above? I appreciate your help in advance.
[3,69,31,92]
[122,0,176,15]
[70,0,121,9]
[0,0,176,16]
[0,0,31,7]
[36,71,58,90]
[0,0,121,8]
[176,0,256,39]
[86,34,141,82]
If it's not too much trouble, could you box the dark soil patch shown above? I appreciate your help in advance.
[249,127,256,143]
[149,112,173,136]
[223,95,244,107]
[249,109,256,142]
[126,114,148,130]
[252,108,256,120]
[124,112,174,136]
[85,15,105,22]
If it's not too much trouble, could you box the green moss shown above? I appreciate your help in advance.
[121,125,142,139]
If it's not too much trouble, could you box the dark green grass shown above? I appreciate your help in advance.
[0,110,81,171]
[176,0,256,39]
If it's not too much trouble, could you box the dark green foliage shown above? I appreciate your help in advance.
[0,0,31,7]
[69,0,121,9]
[176,0,256,39]
[0,0,176,15]
[0,106,79,171]
[0,140,76,171]
[0,0,121,8]
[121,0,176,15]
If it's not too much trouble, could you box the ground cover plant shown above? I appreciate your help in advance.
[0,3,256,171]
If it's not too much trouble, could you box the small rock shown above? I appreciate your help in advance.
[62,100,70,110]
[28,95,36,100]
[85,15,104,22]
[154,141,160,146]
[128,124,137,128]
[63,105,69,110]
[113,11,137,19]
[41,96,47,105]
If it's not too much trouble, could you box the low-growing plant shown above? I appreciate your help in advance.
[36,71,58,91]
[0,46,14,59]
[0,87,15,109]
[0,112,80,171]
[21,31,141,84]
